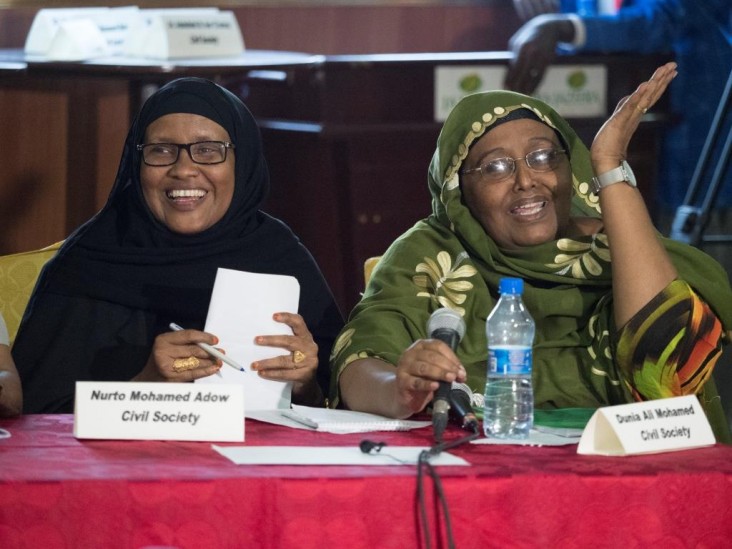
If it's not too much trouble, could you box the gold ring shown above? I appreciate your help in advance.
[636,105,648,114]
[172,356,200,373]
[293,350,306,365]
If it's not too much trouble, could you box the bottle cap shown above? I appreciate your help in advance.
[499,277,523,295]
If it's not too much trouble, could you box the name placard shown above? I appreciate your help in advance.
[74,381,244,442]
[434,64,606,122]
[126,10,245,60]
[577,395,715,456]
[25,7,109,55]
[25,6,141,59]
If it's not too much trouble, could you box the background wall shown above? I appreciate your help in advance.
[0,1,519,54]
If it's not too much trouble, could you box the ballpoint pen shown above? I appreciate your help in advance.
[169,323,247,373]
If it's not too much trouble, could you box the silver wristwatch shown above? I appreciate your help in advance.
[590,160,637,194]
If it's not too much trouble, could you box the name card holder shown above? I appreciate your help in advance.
[74,381,244,442]
[25,7,109,55]
[126,10,245,60]
[46,19,109,62]
[25,6,141,60]
[577,395,715,456]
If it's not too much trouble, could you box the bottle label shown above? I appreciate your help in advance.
[488,345,532,375]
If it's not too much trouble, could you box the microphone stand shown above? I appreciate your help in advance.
[670,68,732,246]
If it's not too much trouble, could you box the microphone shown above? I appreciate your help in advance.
[450,382,479,432]
[426,308,466,442]
[359,440,387,454]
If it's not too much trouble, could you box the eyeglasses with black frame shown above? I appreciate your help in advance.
[461,148,567,182]
[137,141,235,166]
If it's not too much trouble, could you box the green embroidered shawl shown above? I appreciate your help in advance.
[330,91,732,437]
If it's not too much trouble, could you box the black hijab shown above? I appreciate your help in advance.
[14,78,343,413]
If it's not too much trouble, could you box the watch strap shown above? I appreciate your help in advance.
[591,160,637,194]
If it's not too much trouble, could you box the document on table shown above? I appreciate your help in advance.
[195,268,300,411]
[248,405,431,434]
[212,445,470,466]
[472,428,582,447]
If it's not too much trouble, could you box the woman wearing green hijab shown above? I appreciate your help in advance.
[330,63,732,441]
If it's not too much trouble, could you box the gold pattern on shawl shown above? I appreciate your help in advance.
[546,234,610,278]
[340,350,372,371]
[445,172,460,191]
[331,328,355,361]
[576,178,601,213]
[413,251,477,315]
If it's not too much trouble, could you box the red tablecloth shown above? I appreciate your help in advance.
[1,414,731,549]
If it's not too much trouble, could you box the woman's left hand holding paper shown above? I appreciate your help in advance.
[251,312,321,403]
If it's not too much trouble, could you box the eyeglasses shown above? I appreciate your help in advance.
[461,148,567,182]
[136,141,235,166]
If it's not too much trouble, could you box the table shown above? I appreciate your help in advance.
[1,415,730,548]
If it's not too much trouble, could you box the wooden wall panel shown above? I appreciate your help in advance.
[0,3,519,54]
[0,86,68,253]
[0,78,130,255]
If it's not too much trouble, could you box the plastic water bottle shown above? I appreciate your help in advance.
[483,278,535,439]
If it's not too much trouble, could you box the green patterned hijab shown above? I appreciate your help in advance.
[331,91,732,430]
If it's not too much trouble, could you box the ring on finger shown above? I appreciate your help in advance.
[636,105,648,114]
[292,350,306,367]
[172,356,200,373]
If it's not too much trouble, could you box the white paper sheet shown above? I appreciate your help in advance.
[212,445,470,466]
[195,268,300,411]
[247,405,431,434]
[472,429,581,447]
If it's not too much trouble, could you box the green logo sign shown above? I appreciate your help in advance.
[567,71,587,89]
[459,74,482,93]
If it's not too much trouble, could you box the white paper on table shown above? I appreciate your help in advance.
[195,268,300,411]
[212,445,470,466]
[247,405,431,434]
[472,429,582,447]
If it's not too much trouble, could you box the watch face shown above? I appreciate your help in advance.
[621,161,637,188]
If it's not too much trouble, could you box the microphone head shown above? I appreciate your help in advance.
[359,440,386,454]
[427,308,466,340]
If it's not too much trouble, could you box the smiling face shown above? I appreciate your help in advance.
[140,113,235,235]
[460,118,573,250]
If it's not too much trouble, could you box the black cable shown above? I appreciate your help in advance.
[415,424,480,548]
[416,454,430,549]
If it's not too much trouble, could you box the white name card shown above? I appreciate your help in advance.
[74,381,244,442]
[25,6,141,59]
[126,9,245,60]
[434,64,607,122]
[25,7,109,55]
[45,19,110,62]
[577,395,715,456]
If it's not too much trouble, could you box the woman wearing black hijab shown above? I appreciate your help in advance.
[13,77,343,413]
